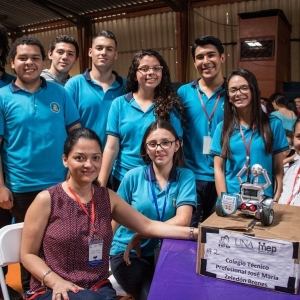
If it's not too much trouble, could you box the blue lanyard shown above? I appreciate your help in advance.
[147,165,170,222]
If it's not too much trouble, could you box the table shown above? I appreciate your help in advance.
[148,239,300,300]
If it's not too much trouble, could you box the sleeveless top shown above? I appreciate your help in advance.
[29,183,113,293]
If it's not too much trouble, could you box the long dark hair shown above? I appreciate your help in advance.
[140,120,185,167]
[126,49,184,127]
[221,69,272,157]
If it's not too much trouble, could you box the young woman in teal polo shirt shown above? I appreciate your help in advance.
[99,49,184,191]
[210,69,289,201]
[110,120,196,300]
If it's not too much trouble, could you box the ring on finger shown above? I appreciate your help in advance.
[55,292,62,295]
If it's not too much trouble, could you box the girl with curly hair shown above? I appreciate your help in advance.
[99,49,184,191]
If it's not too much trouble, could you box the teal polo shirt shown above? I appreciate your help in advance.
[0,78,80,193]
[110,164,196,256]
[0,71,15,88]
[178,79,225,181]
[106,92,183,181]
[65,69,126,148]
[210,116,289,198]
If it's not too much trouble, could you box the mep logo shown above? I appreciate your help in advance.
[218,235,230,248]
[258,242,277,255]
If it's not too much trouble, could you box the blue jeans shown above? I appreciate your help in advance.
[34,282,117,300]
[110,253,155,300]
[190,180,217,227]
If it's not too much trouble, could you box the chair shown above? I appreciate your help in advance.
[108,262,128,297]
[0,222,23,300]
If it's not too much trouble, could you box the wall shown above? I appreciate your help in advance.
[5,0,300,87]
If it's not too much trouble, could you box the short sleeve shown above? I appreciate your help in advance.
[170,111,183,139]
[210,121,223,156]
[117,171,132,204]
[106,96,121,138]
[270,116,289,154]
[175,168,197,208]
[63,90,80,129]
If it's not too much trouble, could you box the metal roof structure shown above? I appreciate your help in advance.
[0,0,198,31]
[0,0,232,31]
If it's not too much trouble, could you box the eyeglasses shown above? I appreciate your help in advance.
[227,85,250,96]
[145,140,176,151]
[137,66,163,74]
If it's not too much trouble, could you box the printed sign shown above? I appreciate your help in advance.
[202,229,298,290]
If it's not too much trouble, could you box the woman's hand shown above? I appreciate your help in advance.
[51,278,84,300]
[123,233,144,266]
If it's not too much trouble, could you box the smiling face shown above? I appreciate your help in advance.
[145,128,179,169]
[228,75,252,112]
[194,44,225,81]
[11,44,44,88]
[136,55,162,91]
[48,42,77,77]
[63,138,102,184]
[89,36,117,71]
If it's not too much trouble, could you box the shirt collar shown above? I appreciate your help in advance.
[83,68,123,85]
[125,91,133,102]
[145,163,178,182]
[191,77,226,89]
[10,76,47,92]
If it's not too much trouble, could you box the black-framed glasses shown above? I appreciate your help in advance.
[145,140,177,151]
[137,66,163,74]
[227,85,250,96]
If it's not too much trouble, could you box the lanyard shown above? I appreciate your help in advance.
[67,182,96,233]
[147,166,170,222]
[287,168,300,205]
[239,124,255,179]
[197,89,222,136]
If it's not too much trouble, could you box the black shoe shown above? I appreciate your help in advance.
[0,285,23,300]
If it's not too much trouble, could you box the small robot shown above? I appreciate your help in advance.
[215,164,274,226]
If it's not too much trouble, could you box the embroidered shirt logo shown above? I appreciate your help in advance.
[50,102,60,113]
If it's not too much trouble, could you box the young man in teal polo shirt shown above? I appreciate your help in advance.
[65,30,126,149]
[0,36,80,294]
[0,23,23,300]
[178,35,226,226]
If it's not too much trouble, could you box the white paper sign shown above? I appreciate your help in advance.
[202,229,298,290]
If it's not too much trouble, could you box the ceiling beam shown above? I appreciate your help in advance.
[162,0,188,12]
[25,0,79,27]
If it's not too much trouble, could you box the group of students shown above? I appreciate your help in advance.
[0,22,298,300]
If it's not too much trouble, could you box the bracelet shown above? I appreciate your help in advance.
[41,269,52,287]
[189,227,195,240]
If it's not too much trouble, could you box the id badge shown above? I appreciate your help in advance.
[220,192,239,215]
[89,239,103,266]
[203,136,212,154]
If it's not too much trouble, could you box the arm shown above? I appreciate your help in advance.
[164,205,193,226]
[110,189,198,240]
[283,152,297,165]
[0,139,13,209]
[98,135,119,186]
[214,156,227,198]
[20,191,82,299]
[273,152,284,201]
